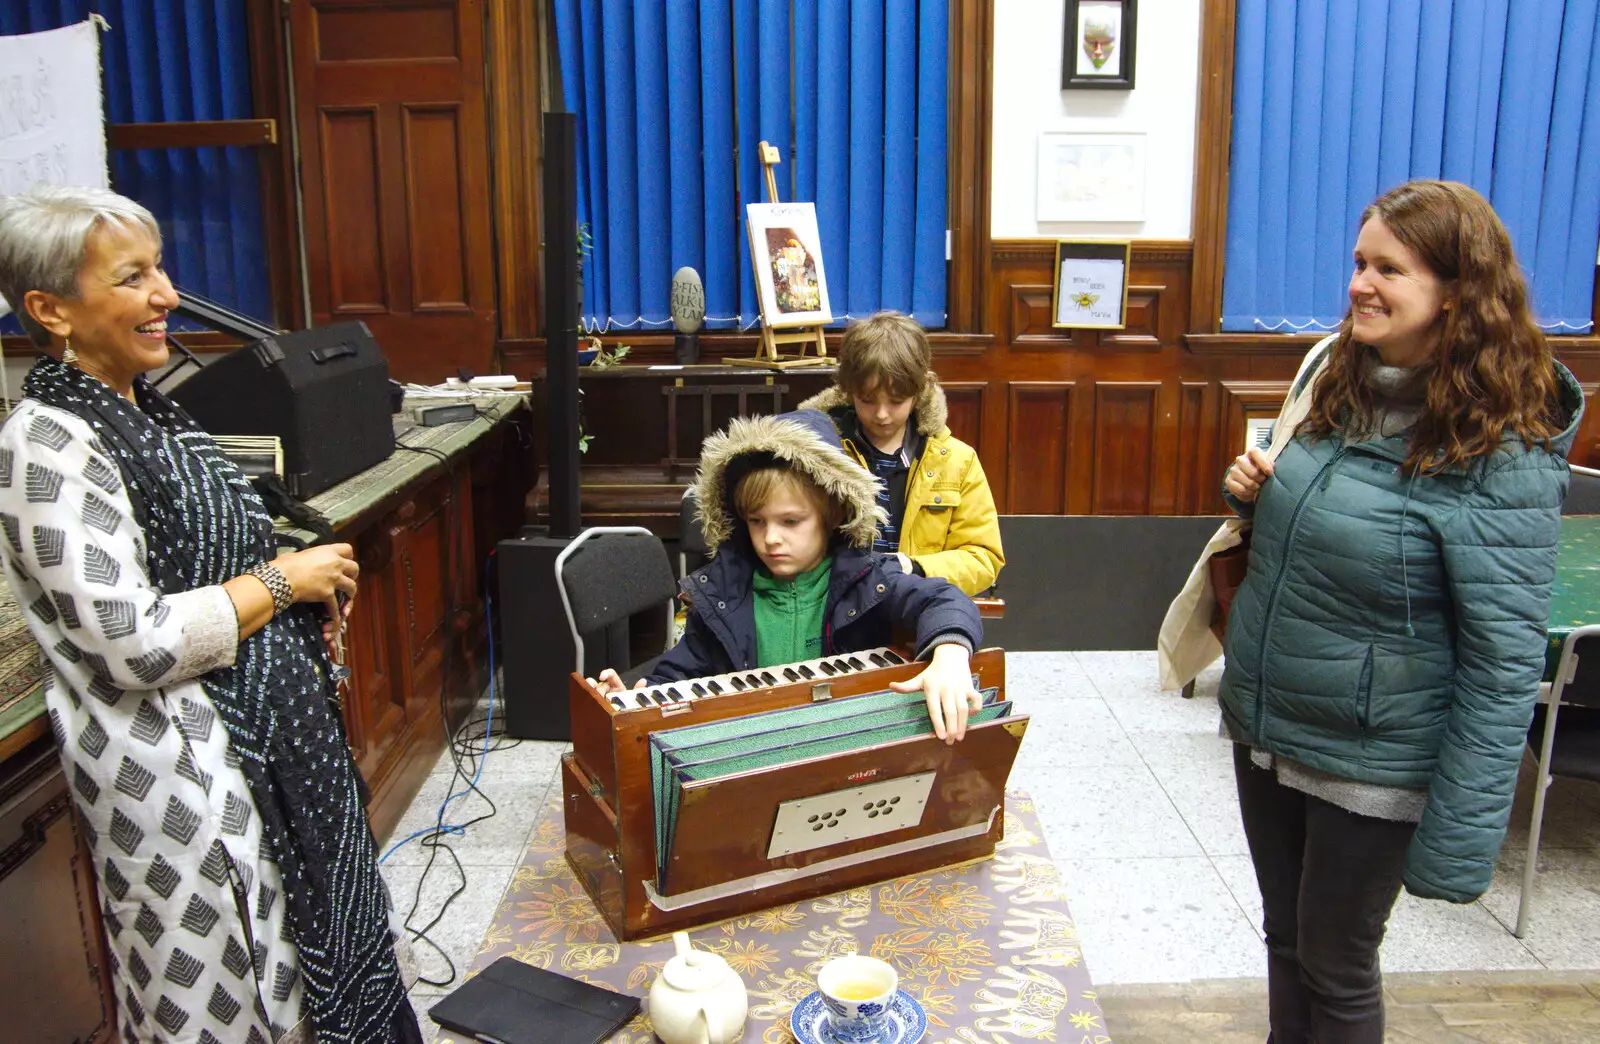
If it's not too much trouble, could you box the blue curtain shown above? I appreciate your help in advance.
[1222,0,1600,334]
[554,0,949,332]
[1,1,272,334]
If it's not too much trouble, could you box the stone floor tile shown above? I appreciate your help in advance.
[1005,650,1101,699]
[381,859,518,999]
[1478,848,1600,969]
[1135,732,1252,858]
[1010,694,1144,776]
[1055,856,1265,984]
[381,769,547,867]
[1032,761,1204,859]
[1381,892,1546,974]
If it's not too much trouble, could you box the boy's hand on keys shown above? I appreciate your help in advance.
[891,643,983,744]
[586,668,646,695]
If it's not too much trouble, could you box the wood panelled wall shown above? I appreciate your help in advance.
[927,240,1600,516]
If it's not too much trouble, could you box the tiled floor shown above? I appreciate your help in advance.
[380,651,1600,1037]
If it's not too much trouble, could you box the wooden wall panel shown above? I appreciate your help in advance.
[402,105,471,310]
[941,382,987,454]
[1006,383,1074,514]
[316,4,459,62]
[1091,383,1160,515]
[1218,380,1292,480]
[320,108,387,312]
[1175,381,1212,514]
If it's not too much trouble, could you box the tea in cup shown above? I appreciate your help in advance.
[816,955,897,1043]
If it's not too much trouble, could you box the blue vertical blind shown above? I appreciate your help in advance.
[0,1,272,330]
[1222,0,1600,334]
[554,0,949,332]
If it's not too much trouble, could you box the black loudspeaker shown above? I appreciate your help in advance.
[497,530,581,739]
[172,322,396,499]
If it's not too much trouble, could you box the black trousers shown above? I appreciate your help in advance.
[1233,745,1417,1044]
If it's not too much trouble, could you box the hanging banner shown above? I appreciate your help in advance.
[0,19,108,316]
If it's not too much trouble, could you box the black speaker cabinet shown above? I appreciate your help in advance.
[172,322,395,499]
[497,530,581,739]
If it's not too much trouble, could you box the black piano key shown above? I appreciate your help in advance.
[867,652,889,667]
[882,649,906,664]
[651,690,672,705]
[798,664,816,679]
[759,671,778,686]
[730,676,747,691]
[691,682,707,697]
[635,693,653,708]
[846,656,865,670]
[664,686,685,702]
[707,680,724,694]
[746,674,764,687]
[782,668,799,682]
[608,696,626,710]
[818,660,837,676]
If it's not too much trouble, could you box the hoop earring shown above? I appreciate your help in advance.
[61,338,77,365]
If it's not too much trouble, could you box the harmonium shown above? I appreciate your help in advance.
[561,646,1027,941]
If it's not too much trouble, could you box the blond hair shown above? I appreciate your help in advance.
[732,466,845,531]
[838,311,932,400]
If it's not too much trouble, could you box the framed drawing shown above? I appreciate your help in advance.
[1051,240,1131,330]
[1036,131,1146,222]
[1063,0,1137,90]
[745,201,833,328]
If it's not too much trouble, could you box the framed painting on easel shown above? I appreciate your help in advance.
[747,201,833,328]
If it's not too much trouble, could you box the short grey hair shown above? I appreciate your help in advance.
[0,184,162,347]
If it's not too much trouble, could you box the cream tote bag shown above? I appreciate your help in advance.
[1156,335,1337,691]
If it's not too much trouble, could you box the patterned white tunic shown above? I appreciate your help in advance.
[0,401,308,1043]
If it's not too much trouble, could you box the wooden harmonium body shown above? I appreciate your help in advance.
[562,646,1026,941]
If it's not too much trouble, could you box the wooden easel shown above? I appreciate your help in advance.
[725,141,831,369]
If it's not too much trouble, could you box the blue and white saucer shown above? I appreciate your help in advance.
[790,988,927,1044]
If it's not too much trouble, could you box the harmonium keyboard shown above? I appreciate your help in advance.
[561,646,1027,941]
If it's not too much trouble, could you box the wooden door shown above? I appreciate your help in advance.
[288,0,497,382]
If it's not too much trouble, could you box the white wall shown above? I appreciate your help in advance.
[990,0,1202,239]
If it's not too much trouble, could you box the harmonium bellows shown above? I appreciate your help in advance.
[562,646,1026,941]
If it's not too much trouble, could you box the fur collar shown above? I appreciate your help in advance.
[797,378,949,437]
[694,411,887,552]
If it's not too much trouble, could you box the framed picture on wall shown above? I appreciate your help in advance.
[1036,131,1147,222]
[1052,240,1132,330]
[1063,0,1137,90]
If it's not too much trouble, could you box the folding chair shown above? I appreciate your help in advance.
[1562,464,1600,515]
[553,527,678,683]
[678,486,709,578]
[1515,624,1600,937]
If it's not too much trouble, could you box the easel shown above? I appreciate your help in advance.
[725,141,831,369]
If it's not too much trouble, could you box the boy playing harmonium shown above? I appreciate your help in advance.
[799,311,1004,595]
[588,409,986,742]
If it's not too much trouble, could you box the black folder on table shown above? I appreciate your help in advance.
[427,957,641,1044]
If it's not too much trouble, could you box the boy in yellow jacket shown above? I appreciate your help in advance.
[800,311,1004,595]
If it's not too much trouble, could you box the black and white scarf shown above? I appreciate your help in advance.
[25,357,419,1043]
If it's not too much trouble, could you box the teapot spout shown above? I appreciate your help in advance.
[672,930,693,961]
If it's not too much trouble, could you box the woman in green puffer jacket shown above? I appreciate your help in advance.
[1219,180,1583,1044]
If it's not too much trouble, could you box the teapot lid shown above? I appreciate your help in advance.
[663,950,734,992]
[661,933,732,993]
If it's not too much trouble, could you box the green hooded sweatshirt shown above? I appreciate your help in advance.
[751,556,832,666]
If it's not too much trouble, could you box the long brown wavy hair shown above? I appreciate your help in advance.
[1299,180,1562,473]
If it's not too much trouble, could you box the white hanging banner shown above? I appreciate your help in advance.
[0,19,109,317]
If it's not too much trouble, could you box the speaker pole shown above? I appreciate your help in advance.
[543,111,582,538]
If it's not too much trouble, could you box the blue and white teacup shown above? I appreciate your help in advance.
[816,954,898,1043]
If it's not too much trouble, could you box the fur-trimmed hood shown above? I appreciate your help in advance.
[694,409,888,552]
[797,378,949,437]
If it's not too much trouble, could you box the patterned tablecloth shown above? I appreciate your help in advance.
[1546,514,1600,675]
[431,791,1111,1044]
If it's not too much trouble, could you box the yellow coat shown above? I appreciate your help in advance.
[798,384,1005,595]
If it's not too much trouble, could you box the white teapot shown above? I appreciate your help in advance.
[648,931,748,1044]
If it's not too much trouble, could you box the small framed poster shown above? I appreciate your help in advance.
[745,201,833,328]
[1063,0,1137,89]
[1051,240,1132,330]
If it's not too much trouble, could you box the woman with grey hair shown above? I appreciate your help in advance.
[0,184,421,1042]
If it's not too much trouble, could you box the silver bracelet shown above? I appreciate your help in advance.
[246,562,294,614]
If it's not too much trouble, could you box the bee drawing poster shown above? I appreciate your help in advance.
[747,202,833,328]
[1051,240,1131,329]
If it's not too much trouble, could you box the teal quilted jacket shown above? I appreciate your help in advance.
[1219,361,1584,903]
